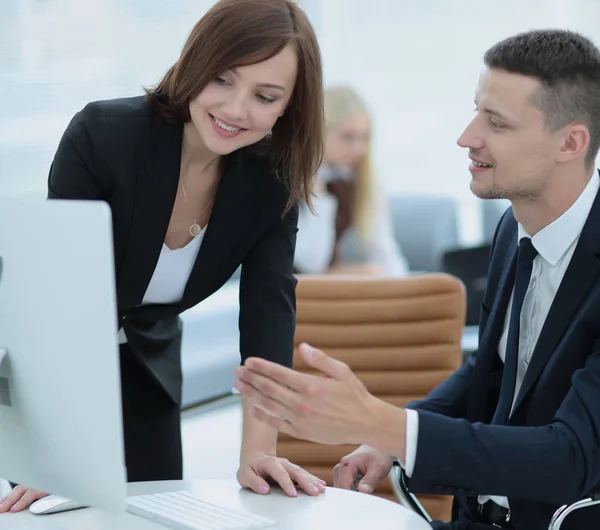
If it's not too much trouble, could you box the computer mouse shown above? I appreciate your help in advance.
[29,494,87,515]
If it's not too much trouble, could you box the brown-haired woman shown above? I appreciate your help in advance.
[1,0,326,514]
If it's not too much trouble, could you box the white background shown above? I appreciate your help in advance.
[1,0,599,244]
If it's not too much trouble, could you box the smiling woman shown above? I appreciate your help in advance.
[0,0,327,516]
[146,0,324,213]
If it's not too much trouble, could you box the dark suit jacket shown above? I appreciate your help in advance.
[407,178,600,530]
[47,96,298,405]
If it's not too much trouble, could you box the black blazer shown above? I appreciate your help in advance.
[407,177,600,530]
[47,96,298,405]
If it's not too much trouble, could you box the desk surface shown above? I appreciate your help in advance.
[0,479,431,530]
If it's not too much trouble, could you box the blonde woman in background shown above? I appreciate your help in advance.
[294,86,409,275]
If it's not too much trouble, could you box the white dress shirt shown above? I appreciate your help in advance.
[117,228,205,344]
[402,173,599,510]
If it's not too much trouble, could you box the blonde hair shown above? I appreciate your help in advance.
[323,86,374,244]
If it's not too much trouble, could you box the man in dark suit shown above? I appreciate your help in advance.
[232,29,600,529]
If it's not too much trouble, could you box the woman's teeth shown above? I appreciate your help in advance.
[213,116,242,132]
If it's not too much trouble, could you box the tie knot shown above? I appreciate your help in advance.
[518,237,538,267]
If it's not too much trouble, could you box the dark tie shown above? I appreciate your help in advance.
[492,237,538,424]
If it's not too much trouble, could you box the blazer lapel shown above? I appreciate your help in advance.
[467,234,518,420]
[117,114,182,310]
[180,151,265,308]
[513,187,600,413]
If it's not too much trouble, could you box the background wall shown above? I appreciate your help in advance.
[1,0,599,244]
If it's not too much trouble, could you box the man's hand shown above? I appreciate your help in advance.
[333,445,394,494]
[0,486,48,513]
[234,343,383,446]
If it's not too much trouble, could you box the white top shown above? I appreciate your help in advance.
[118,228,206,344]
[294,167,409,275]
[294,193,338,273]
[4,479,431,530]
[402,173,599,509]
[143,231,205,305]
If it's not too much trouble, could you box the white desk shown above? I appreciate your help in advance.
[0,479,431,530]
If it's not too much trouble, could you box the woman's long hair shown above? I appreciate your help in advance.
[146,0,324,214]
[324,86,374,244]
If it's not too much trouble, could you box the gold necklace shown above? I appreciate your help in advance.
[180,178,216,237]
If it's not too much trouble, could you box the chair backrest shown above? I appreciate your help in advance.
[389,194,459,272]
[278,273,466,522]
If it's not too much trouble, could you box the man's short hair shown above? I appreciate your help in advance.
[485,30,600,167]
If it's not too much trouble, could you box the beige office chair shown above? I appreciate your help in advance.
[277,273,465,522]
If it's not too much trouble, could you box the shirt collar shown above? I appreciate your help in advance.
[517,171,599,266]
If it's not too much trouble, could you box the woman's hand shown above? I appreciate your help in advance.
[237,452,326,497]
[0,486,49,513]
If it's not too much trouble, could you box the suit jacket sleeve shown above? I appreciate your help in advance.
[409,339,600,505]
[238,202,299,368]
[47,103,111,201]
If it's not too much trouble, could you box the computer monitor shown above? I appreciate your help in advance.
[0,199,127,512]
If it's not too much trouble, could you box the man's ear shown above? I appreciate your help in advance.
[556,123,590,165]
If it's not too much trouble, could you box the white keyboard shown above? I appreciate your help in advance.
[126,491,277,530]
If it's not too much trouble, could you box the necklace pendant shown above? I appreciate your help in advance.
[189,223,201,237]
